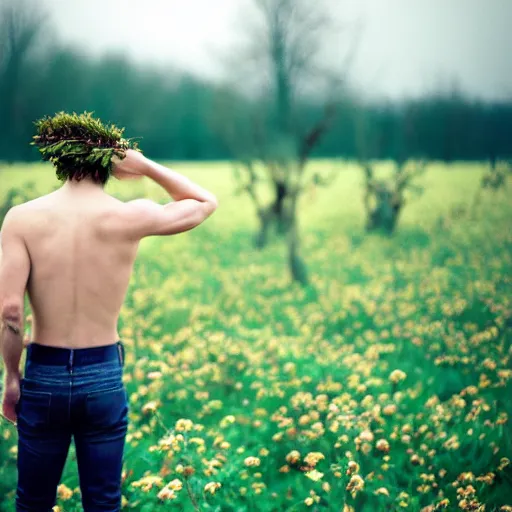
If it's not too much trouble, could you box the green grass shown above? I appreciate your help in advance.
[1,160,511,511]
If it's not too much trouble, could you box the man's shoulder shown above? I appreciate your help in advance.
[1,191,58,235]
[1,204,25,227]
[0,205,26,247]
[11,192,54,213]
[3,196,44,225]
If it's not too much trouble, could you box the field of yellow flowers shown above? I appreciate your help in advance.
[0,161,511,511]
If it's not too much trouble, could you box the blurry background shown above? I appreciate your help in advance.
[1,0,512,162]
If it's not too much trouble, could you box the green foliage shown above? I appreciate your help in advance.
[31,111,141,184]
[2,29,512,163]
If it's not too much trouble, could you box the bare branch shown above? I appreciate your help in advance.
[236,160,264,212]
[396,159,427,192]
[363,162,373,182]
[299,103,337,169]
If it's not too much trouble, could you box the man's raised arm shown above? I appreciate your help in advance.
[113,150,219,239]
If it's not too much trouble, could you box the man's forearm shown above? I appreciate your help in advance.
[1,321,23,379]
[140,158,217,205]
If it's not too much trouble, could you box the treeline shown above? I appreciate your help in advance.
[1,45,512,163]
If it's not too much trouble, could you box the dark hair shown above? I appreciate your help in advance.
[32,111,140,185]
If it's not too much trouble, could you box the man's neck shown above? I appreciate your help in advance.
[62,178,105,192]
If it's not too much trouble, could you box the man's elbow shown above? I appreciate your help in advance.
[1,301,23,335]
[203,196,219,217]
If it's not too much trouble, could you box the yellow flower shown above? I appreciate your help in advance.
[383,404,397,416]
[375,487,390,496]
[220,415,236,428]
[305,470,324,481]
[346,461,360,475]
[389,369,407,383]
[286,450,301,464]
[57,484,73,501]
[131,475,164,492]
[346,474,365,497]
[304,452,325,467]
[359,429,374,442]
[141,401,159,414]
[176,418,194,432]
[204,482,222,495]
[304,491,320,506]
[252,482,266,494]
[476,473,495,485]
[411,454,424,465]
[499,458,510,471]
[376,439,390,453]
[167,479,183,492]
[157,487,177,500]
[244,456,261,467]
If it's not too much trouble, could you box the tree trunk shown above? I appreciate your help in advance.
[365,188,402,234]
[273,180,292,234]
[255,208,274,249]
[254,182,293,248]
[287,196,308,285]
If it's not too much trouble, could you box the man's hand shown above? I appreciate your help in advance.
[1,373,20,425]
[112,149,147,181]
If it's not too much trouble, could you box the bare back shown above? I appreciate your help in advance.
[19,187,139,348]
[1,153,217,350]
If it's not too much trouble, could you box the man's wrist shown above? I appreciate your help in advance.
[139,156,157,179]
[4,370,21,383]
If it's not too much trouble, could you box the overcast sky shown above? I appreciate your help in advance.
[43,0,512,100]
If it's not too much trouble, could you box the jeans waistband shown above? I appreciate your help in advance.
[26,341,125,367]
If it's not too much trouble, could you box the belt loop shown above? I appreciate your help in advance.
[68,349,74,372]
[117,342,124,366]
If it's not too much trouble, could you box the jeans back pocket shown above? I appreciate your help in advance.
[85,386,128,430]
[17,389,52,430]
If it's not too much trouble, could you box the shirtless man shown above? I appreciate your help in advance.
[0,149,218,511]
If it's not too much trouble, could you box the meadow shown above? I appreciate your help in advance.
[0,161,511,511]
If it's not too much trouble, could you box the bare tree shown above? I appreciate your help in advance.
[215,0,359,285]
[361,160,426,233]
[468,157,511,216]
[480,157,511,191]
[0,0,47,161]
[356,103,427,234]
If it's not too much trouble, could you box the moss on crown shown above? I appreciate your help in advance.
[31,111,141,185]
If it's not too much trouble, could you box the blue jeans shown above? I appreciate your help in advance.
[15,341,129,512]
